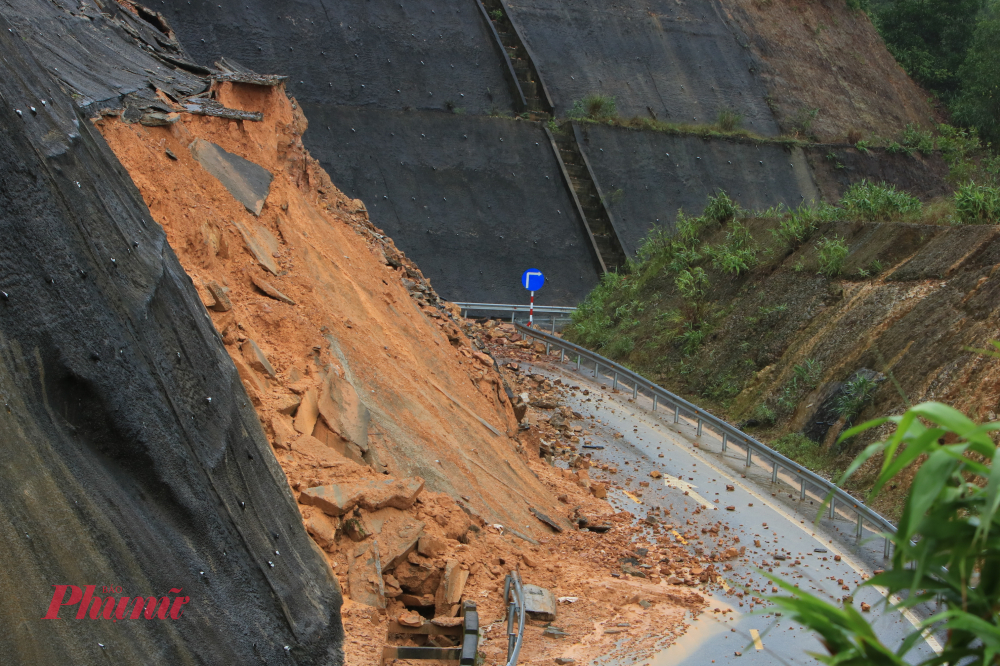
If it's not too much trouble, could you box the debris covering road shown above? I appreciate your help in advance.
[474,320,940,665]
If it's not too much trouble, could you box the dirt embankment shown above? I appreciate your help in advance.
[721,0,939,142]
[96,80,716,664]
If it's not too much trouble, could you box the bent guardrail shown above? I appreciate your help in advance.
[514,323,898,557]
[502,571,527,666]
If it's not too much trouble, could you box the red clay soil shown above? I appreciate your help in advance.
[96,83,719,664]
[720,0,940,142]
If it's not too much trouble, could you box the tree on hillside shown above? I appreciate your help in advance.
[952,3,1000,147]
[874,0,985,100]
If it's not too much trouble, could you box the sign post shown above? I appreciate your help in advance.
[521,269,545,327]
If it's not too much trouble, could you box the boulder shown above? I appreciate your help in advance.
[417,536,449,558]
[435,559,470,617]
[394,560,442,596]
[366,508,425,569]
[304,514,339,551]
[205,280,233,312]
[251,275,295,305]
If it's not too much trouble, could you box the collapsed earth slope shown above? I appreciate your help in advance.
[0,3,342,663]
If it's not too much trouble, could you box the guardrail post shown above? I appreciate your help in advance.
[829,496,836,519]
[745,446,752,467]
[632,382,638,400]
[673,405,679,423]
[545,342,550,355]
[551,315,556,334]
[721,433,728,452]
[560,349,565,363]
[800,477,806,501]
[771,460,779,483]
[511,312,515,323]
[696,419,703,437]
[594,362,600,379]
[856,513,863,540]
[612,372,618,391]
[884,537,891,559]
[652,394,658,412]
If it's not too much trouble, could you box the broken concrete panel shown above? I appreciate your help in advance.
[435,559,469,617]
[232,355,267,398]
[189,138,272,215]
[251,275,295,304]
[523,584,557,621]
[294,388,319,434]
[316,369,371,451]
[242,339,276,378]
[300,476,424,518]
[366,508,425,570]
[275,393,301,416]
[232,219,279,274]
[291,434,355,469]
[270,414,296,450]
[348,541,385,609]
[205,280,232,311]
[312,418,367,466]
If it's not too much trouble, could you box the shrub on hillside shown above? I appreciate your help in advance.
[816,236,849,276]
[716,109,744,132]
[568,94,617,120]
[840,180,922,220]
[955,182,1000,224]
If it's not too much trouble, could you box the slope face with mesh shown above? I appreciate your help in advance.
[506,0,780,134]
[577,124,820,255]
[0,5,343,664]
[160,0,515,115]
[304,104,602,304]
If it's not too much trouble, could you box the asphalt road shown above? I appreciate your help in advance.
[515,356,940,666]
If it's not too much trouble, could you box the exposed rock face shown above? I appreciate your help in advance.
[0,2,342,663]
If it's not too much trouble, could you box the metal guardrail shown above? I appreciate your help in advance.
[454,302,576,332]
[502,571,526,666]
[514,323,899,558]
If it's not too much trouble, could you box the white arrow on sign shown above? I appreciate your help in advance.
[523,270,543,287]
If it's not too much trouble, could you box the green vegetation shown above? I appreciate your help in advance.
[567,94,618,120]
[839,180,922,220]
[771,401,1000,666]
[771,432,834,472]
[873,0,1000,146]
[955,182,1000,223]
[716,108,744,132]
[488,8,503,20]
[834,373,880,423]
[817,236,849,276]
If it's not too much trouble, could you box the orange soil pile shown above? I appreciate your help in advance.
[720,0,938,141]
[96,82,711,664]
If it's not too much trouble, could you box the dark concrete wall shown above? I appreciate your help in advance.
[577,123,820,255]
[505,0,780,134]
[0,4,342,664]
[304,105,601,305]
[161,0,515,115]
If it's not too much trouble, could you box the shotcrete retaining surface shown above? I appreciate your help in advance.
[161,0,516,115]
[0,3,342,663]
[504,0,780,133]
[303,105,602,304]
[576,123,820,255]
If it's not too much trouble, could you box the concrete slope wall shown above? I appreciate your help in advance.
[162,0,515,115]
[505,0,780,134]
[0,6,342,664]
[577,124,819,255]
[303,105,601,304]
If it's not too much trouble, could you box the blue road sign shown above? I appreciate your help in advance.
[522,269,545,291]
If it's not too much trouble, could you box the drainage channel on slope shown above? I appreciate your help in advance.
[478,0,554,116]
[547,123,628,273]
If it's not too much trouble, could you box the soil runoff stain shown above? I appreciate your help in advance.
[513,357,941,666]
